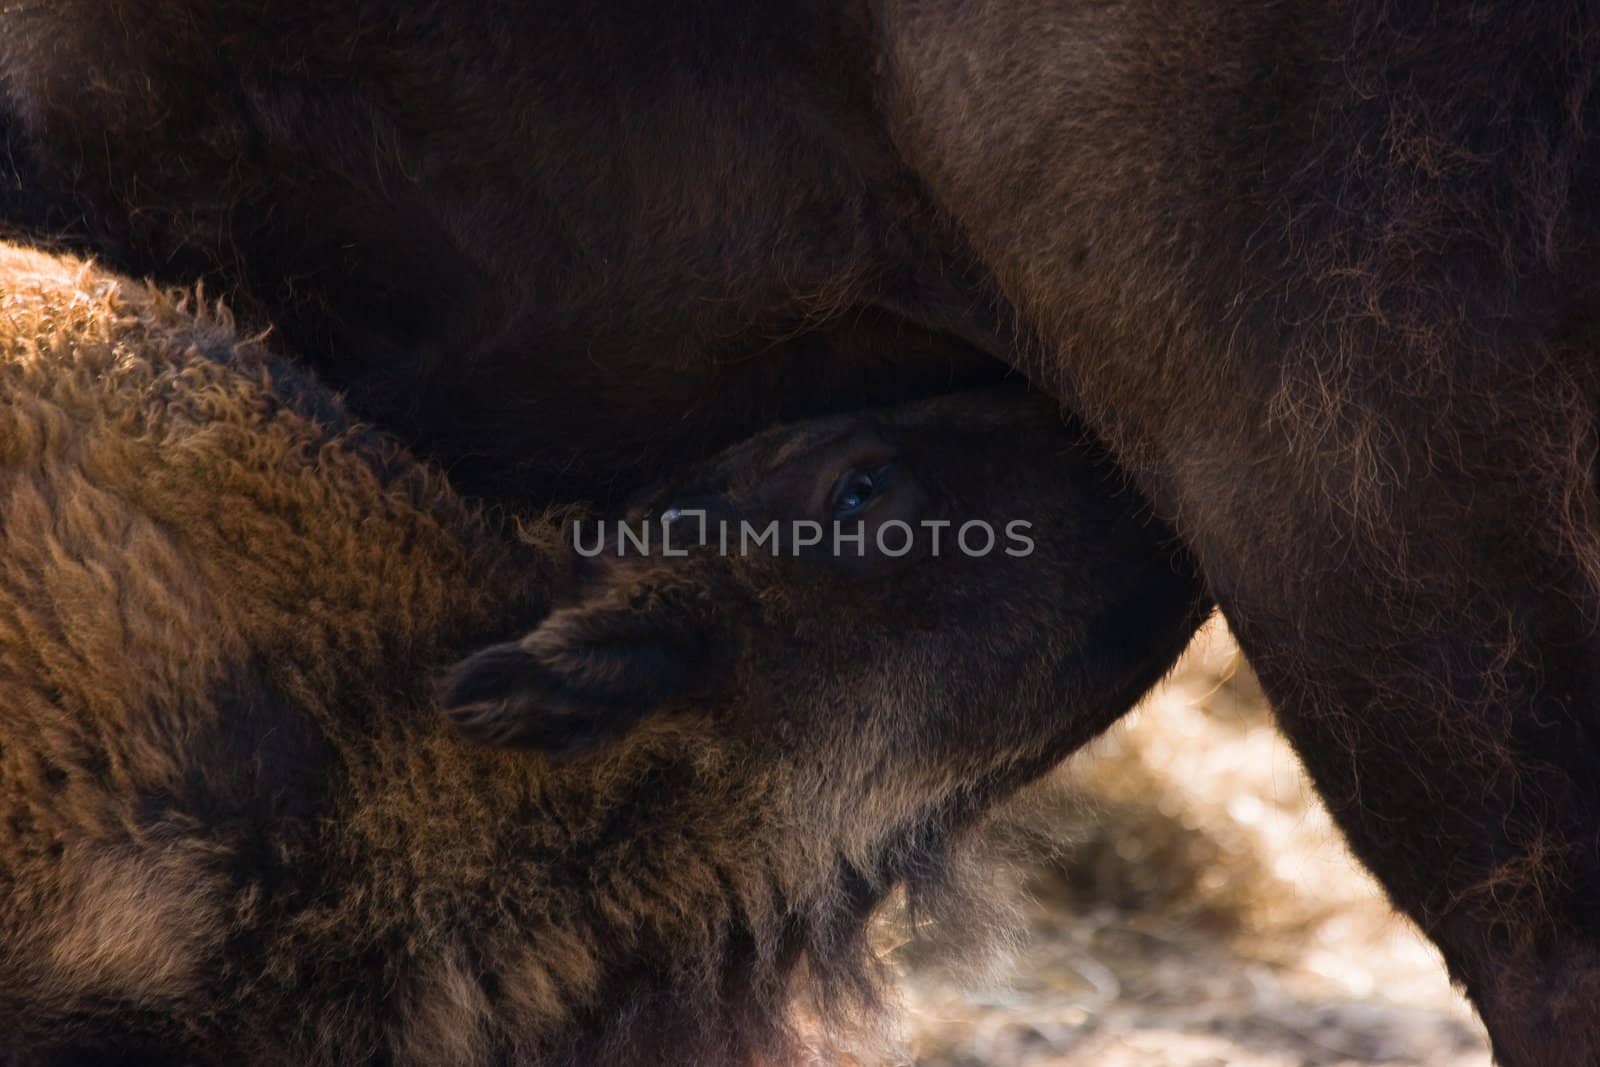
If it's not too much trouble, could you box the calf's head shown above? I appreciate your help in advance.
[445,386,1208,824]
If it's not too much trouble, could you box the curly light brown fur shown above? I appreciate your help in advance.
[0,242,859,1065]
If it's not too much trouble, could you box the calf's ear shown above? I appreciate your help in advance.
[440,583,725,753]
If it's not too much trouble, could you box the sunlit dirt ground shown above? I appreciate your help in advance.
[895,620,1493,1067]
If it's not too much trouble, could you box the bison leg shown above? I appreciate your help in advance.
[878,1,1600,1060]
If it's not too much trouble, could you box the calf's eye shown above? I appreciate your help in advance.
[831,466,891,519]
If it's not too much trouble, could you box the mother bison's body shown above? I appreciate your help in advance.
[3,3,1599,1062]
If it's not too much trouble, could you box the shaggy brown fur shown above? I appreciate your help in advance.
[877,6,1600,1062]
[5,4,1599,1060]
[0,243,1203,1066]
[0,0,1009,504]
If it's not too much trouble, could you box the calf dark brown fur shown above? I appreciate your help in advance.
[0,243,1202,1066]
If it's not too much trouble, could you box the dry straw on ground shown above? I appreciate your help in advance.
[894,620,1492,1067]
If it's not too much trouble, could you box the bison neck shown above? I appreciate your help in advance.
[298,722,895,1067]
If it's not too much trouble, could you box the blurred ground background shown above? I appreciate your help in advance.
[893,619,1493,1067]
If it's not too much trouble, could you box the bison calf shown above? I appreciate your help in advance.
[0,242,1203,1066]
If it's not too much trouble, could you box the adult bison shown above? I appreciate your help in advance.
[0,240,1200,1064]
[3,3,1598,1062]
